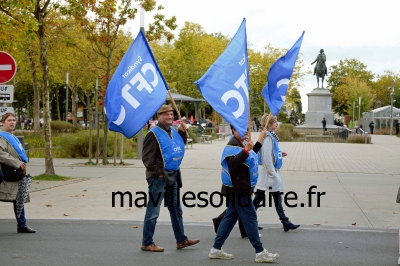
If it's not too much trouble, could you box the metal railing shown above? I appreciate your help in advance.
[359,128,370,144]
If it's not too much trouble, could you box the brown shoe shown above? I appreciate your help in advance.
[176,239,200,249]
[141,243,164,252]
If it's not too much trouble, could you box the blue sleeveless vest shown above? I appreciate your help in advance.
[221,145,258,187]
[266,131,282,169]
[150,126,185,171]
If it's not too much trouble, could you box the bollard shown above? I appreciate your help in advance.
[364,133,369,144]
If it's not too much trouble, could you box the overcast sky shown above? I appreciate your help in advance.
[130,0,400,113]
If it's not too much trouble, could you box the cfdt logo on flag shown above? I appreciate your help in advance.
[0,52,17,84]
[104,30,169,138]
[195,18,249,137]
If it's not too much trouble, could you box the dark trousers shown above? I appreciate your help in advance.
[13,200,26,228]
[213,209,247,238]
[212,193,263,253]
[253,190,290,225]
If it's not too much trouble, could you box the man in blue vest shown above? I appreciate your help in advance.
[208,125,280,263]
[141,104,200,252]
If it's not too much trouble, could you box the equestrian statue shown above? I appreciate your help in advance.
[311,49,328,88]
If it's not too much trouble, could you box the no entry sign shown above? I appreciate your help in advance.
[0,52,17,84]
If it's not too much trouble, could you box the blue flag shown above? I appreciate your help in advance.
[104,30,168,138]
[194,18,249,138]
[262,31,305,116]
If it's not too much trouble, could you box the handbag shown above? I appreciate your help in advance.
[1,164,24,182]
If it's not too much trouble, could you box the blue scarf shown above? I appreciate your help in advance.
[0,132,28,163]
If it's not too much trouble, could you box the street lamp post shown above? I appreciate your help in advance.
[65,71,69,121]
[389,79,394,136]
[352,101,355,126]
[358,96,361,126]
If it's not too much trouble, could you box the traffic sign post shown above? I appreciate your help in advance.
[0,52,17,84]
[0,85,14,103]
[0,107,14,126]
[0,107,14,116]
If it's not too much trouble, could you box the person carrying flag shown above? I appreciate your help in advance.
[141,105,200,252]
[253,114,300,232]
[208,125,280,263]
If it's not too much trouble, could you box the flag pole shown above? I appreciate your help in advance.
[263,113,272,131]
[136,7,146,160]
[248,101,252,141]
[168,90,190,138]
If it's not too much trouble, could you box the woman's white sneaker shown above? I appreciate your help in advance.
[209,248,234,260]
[255,249,280,263]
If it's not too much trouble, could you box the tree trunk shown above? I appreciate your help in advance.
[26,49,40,131]
[37,19,55,175]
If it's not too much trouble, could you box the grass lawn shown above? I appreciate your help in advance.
[33,174,72,181]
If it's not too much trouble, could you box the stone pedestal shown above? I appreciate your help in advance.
[295,88,339,135]
[305,88,334,126]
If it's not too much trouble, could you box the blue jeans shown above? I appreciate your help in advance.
[213,192,264,253]
[142,174,187,246]
[13,201,27,228]
[254,190,290,225]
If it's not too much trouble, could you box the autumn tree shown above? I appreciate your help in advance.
[332,75,373,120]
[168,23,229,99]
[0,0,59,174]
[327,59,374,114]
[63,0,176,164]
[372,71,400,108]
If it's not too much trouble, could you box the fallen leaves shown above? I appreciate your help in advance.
[352,222,356,226]
[83,190,87,192]
[45,204,52,207]
[314,223,321,226]
[63,214,69,216]
[132,226,138,228]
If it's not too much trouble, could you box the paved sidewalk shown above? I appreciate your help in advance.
[1,134,400,229]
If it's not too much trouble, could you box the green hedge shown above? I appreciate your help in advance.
[23,131,136,158]
[276,124,301,141]
[50,120,74,132]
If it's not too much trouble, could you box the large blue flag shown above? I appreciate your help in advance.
[262,31,304,116]
[104,30,168,138]
[194,18,249,137]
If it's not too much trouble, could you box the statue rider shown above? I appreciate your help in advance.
[311,49,327,76]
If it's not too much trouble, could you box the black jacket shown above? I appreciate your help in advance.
[142,123,187,188]
[222,136,262,195]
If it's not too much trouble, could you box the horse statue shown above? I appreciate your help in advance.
[311,49,328,88]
